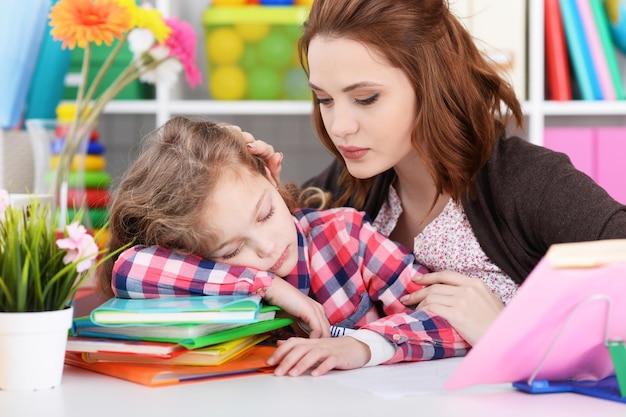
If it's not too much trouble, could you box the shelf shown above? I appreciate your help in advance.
[103,99,626,118]
[103,100,313,117]
[541,101,626,116]
[100,0,625,146]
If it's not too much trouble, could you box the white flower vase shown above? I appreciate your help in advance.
[0,306,74,391]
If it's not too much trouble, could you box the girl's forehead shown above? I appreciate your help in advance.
[210,169,267,203]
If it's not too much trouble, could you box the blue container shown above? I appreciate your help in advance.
[26,0,73,121]
[0,0,51,128]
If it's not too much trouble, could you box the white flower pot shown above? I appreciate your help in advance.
[0,306,73,391]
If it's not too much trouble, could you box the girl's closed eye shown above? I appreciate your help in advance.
[259,207,275,223]
[222,242,244,260]
[355,93,379,105]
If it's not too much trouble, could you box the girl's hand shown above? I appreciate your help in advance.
[400,271,504,345]
[264,278,330,338]
[267,336,370,377]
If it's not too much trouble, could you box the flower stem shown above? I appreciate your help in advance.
[82,34,129,113]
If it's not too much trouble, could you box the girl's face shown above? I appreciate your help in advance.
[307,36,418,179]
[204,170,299,278]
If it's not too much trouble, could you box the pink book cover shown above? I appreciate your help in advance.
[575,0,616,99]
[446,255,626,390]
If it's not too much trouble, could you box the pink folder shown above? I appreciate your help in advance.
[596,127,626,205]
[446,253,626,390]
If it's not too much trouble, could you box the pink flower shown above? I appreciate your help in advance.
[56,222,99,273]
[164,16,202,88]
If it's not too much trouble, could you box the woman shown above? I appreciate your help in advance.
[250,0,626,345]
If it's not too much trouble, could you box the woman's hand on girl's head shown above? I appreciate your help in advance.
[245,138,283,185]
[266,336,370,377]
[263,278,330,339]
[401,271,504,346]
[221,124,283,184]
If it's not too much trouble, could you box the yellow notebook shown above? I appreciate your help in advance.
[81,334,268,366]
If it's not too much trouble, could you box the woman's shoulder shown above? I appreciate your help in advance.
[492,135,569,171]
[483,135,575,190]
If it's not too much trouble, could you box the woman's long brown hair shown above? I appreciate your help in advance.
[298,0,524,209]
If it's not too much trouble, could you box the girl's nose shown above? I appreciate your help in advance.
[254,238,276,258]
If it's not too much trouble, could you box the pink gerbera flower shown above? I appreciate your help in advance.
[164,16,202,88]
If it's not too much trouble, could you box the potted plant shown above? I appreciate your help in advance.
[0,190,124,390]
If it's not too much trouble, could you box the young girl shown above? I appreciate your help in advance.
[100,116,469,377]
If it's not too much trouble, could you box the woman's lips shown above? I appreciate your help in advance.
[270,247,289,272]
[338,146,369,160]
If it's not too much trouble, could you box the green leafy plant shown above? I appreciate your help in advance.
[0,192,126,312]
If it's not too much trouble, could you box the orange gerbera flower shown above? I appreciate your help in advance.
[49,0,132,50]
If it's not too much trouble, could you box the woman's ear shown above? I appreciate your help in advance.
[264,166,278,189]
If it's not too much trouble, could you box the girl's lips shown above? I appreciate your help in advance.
[270,247,289,272]
[338,146,369,160]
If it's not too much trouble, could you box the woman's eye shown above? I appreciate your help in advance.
[355,93,379,105]
[315,96,332,106]
[259,207,275,223]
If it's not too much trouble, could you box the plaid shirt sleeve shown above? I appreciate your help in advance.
[360,311,470,363]
[112,245,274,299]
[300,208,470,362]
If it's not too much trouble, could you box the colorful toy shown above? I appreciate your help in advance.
[203,5,310,100]
[54,103,112,244]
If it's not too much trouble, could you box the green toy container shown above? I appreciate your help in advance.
[203,6,311,100]
[62,39,155,100]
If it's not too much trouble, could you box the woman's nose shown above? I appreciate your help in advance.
[328,105,358,138]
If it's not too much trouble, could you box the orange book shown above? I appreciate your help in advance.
[65,345,276,386]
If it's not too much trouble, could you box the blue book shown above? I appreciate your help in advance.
[90,295,263,325]
[513,375,626,404]
[559,0,603,100]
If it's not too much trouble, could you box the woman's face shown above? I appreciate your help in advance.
[203,170,299,278]
[307,36,418,179]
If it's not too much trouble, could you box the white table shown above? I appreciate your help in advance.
[2,357,624,417]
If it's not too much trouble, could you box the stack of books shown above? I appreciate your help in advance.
[65,295,294,386]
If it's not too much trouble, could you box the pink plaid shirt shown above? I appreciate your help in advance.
[112,208,469,363]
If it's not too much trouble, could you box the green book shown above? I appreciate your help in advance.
[90,295,263,325]
[590,0,626,99]
[74,306,293,350]
[76,305,280,340]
